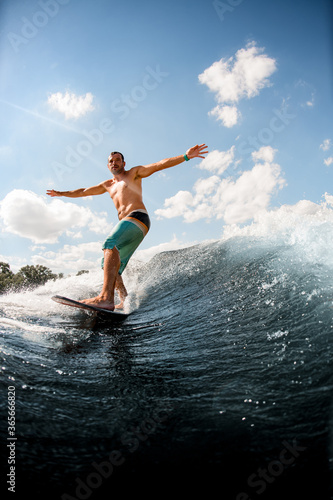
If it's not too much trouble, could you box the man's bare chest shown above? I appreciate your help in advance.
[107,178,141,200]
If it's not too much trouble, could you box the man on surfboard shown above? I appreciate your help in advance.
[47,144,208,311]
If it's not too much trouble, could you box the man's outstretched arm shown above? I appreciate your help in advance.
[135,144,208,179]
[46,182,107,198]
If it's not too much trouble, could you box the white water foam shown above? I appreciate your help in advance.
[0,261,144,323]
[221,193,333,268]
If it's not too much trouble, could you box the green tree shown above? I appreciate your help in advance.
[0,263,59,294]
[15,265,57,288]
[0,262,14,293]
[0,262,13,275]
[76,270,89,276]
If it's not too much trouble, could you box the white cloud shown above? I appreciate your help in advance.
[198,42,277,127]
[155,190,195,220]
[215,157,285,225]
[324,193,333,206]
[0,190,112,244]
[0,253,28,273]
[320,139,331,151]
[31,241,102,273]
[198,146,236,175]
[193,175,221,198]
[252,145,277,163]
[320,139,333,166]
[155,146,285,225]
[209,105,240,128]
[47,91,95,120]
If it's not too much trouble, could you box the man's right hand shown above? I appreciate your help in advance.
[46,184,107,198]
[46,190,62,197]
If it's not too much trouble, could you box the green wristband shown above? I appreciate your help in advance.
[184,154,189,161]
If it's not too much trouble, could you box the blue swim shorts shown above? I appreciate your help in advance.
[101,210,150,274]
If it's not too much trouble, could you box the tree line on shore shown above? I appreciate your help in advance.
[0,262,89,294]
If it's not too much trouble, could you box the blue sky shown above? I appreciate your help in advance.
[0,0,332,274]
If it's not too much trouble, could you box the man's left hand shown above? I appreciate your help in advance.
[186,143,209,160]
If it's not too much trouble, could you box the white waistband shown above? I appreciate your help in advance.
[130,209,148,215]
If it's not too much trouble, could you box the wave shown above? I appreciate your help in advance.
[1,194,332,331]
[0,196,332,499]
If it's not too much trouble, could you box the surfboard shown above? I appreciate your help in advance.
[51,295,129,320]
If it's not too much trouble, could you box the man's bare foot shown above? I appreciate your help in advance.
[80,296,115,311]
[115,301,124,310]
[115,275,127,310]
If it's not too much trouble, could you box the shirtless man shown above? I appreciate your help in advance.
[47,143,208,310]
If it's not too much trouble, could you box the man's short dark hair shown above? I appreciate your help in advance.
[110,151,124,161]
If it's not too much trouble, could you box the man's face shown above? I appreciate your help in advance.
[108,153,125,175]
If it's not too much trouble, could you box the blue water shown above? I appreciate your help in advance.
[0,206,332,499]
